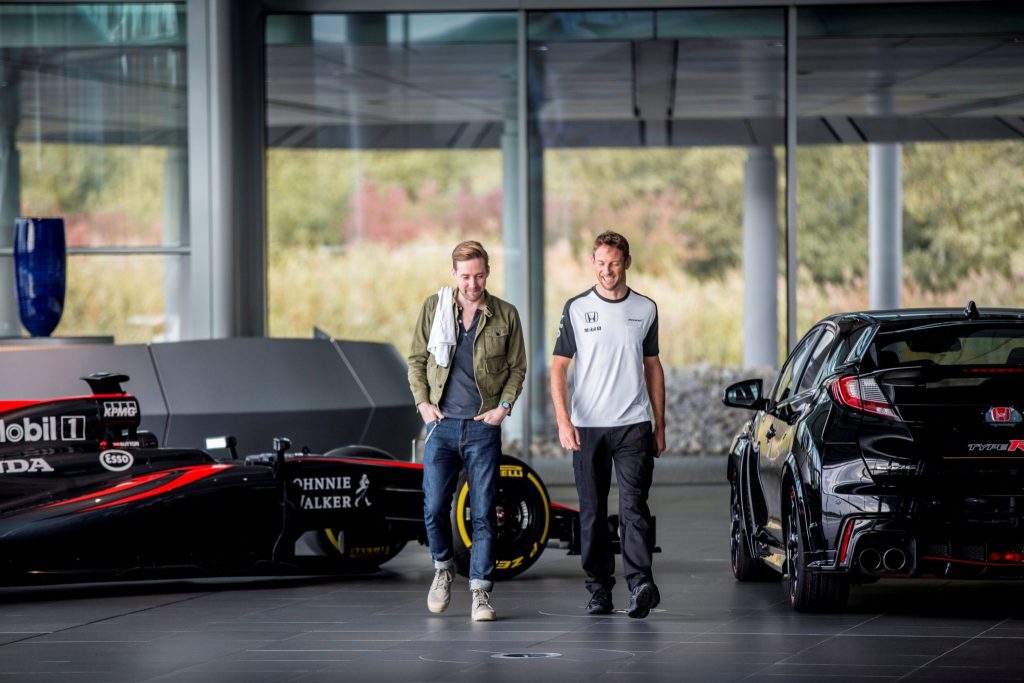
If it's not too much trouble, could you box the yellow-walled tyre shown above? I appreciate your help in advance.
[452,455,550,580]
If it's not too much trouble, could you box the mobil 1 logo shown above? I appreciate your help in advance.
[0,416,86,443]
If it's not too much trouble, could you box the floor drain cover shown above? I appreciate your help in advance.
[491,652,562,659]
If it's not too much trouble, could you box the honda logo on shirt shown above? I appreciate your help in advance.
[584,312,598,324]
[986,406,1022,426]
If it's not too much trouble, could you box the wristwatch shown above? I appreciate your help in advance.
[499,400,512,414]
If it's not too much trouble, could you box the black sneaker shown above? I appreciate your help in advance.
[586,588,613,615]
[627,582,658,619]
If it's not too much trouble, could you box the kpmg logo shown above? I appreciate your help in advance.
[985,406,1022,426]
[584,311,599,324]
[103,401,138,419]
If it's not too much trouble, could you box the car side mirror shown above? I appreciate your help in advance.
[723,379,769,411]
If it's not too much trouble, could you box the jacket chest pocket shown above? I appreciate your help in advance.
[482,325,509,358]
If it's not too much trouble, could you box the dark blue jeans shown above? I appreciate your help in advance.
[422,417,501,591]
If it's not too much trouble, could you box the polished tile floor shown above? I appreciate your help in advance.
[3,482,1024,681]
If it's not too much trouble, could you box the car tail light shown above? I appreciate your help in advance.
[830,375,900,420]
[837,519,856,565]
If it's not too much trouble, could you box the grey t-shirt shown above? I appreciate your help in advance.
[439,308,482,418]
[553,287,659,428]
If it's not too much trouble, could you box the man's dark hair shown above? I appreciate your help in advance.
[593,231,630,259]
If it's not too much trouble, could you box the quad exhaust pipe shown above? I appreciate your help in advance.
[883,548,907,572]
[858,547,907,573]
[859,548,881,572]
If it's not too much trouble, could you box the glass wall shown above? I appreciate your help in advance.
[529,9,785,369]
[262,2,1023,457]
[0,4,188,342]
[265,12,518,347]
[796,1,1024,333]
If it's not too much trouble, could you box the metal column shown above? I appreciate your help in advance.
[742,147,779,369]
[869,144,902,310]
[524,16,547,453]
[784,6,798,352]
[501,113,526,448]
[0,61,22,336]
[163,147,189,341]
[186,0,265,339]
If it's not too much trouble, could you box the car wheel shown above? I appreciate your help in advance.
[729,470,773,581]
[452,455,550,581]
[314,446,406,567]
[785,483,849,612]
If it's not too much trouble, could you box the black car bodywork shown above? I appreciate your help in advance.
[724,303,1024,611]
[0,373,581,585]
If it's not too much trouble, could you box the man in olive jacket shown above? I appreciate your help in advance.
[407,240,526,622]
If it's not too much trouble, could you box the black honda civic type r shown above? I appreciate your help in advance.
[724,302,1024,612]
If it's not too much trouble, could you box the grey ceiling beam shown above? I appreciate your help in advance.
[632,39,678,147]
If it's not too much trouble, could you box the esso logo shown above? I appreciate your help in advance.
[99,449,134,472]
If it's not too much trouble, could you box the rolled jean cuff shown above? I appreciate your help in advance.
[434,558,455,571]
[469,579,493,592]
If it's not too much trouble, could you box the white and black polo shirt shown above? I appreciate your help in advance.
[553,287,659,428]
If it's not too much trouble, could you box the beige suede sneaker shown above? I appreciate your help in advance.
[471,589,496,621]
[427,568,453,613]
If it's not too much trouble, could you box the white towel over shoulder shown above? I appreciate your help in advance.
[427,287,456,368]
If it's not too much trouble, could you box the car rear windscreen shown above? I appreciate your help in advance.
[872,322,1024,369]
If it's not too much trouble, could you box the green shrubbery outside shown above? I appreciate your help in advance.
[18,140,1024,358]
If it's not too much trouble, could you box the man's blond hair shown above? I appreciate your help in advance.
[452,240,490,273]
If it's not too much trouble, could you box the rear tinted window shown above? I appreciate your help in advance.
[872,323,1024,368]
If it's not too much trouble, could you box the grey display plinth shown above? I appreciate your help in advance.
[0,337,419,460]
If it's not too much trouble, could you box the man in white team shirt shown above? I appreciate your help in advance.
[550,231,666,619]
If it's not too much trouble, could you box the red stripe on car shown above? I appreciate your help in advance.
[42,471,171,509]
[81,465,232,511]
[0,394,132,413]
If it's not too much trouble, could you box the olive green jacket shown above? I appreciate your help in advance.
[407,288,527,414]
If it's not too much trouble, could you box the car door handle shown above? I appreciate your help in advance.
[766,425,776,440]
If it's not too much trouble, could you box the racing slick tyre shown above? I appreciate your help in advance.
[452,455,550,581]
[785,483,849,612]
[729,469,774,582]
[314,446,406,568]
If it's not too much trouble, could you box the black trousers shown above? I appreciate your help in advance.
[573,421,655,593]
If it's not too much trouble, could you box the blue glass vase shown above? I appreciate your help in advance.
[14,217,66,337]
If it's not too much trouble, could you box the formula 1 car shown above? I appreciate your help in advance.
[0,372,581,584]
